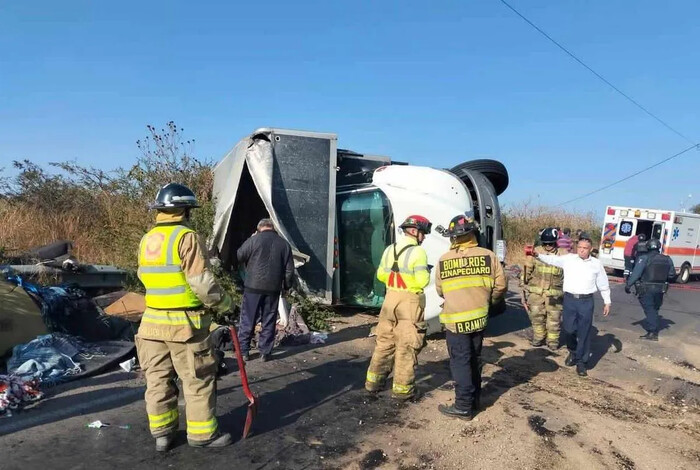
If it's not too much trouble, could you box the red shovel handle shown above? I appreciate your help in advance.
[228,325,258,438]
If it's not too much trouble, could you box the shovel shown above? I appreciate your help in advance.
[228,325,258,438]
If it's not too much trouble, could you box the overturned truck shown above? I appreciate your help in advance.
[211,128,508,330]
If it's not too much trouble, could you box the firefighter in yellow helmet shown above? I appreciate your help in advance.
[436,213,507,420]
[521,227,565,350]
[136,183,233,452]
[365,215,432,401]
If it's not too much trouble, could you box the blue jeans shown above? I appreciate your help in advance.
[238,291,280,356]
[562,294,594,365]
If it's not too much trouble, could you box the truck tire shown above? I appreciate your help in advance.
[449,159,509,196]
[677,263,691,284]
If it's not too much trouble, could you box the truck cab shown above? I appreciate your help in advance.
[211,128,509,328]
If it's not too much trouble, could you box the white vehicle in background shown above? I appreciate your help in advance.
[210,128,509,331]
[598,205,700,283]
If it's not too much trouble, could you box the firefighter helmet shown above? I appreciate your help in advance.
[638,233,647,242]
[647,238,661,252]
[399,215,432,234]
[443,212,478,238]
[539,227,559,245]
[150,183,200,210]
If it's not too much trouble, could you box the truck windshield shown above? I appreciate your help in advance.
[337,189,393,307]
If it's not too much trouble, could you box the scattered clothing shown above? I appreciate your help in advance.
[0,375,43,416]
[4,273,134,342]
[275,303,311,347]
[7,333,104,385]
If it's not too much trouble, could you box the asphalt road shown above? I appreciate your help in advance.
[1,276,698,469]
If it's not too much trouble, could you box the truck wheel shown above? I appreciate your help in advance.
[449,159,509,196]
[677,263,691,284]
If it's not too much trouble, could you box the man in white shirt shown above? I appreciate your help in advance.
[534,234,611,377]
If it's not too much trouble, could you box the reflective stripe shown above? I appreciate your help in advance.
[413,265,429,272]
[138,265,182,274]
[401,247,415,272]
[148,409,179,430]
[166,225,187,265]
[146,286,187,296]
[535,265,562,275]
[366,371,385,383]
[187,418,218,435]
[442,276,494,293]
[392,383,413,395]
[439,306,489,324]
[527,286,563,296]
[142,310,202,328]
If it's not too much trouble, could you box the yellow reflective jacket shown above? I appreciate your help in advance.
[137,212,232,342]
[376,236,430,294]
[521,246,564,297]
[435,239,507,334]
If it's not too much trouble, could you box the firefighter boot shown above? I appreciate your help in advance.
[155,433,175,452]
[188,432,233,448]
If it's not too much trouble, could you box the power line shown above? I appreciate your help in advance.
[557,143,699,207]
[498,0,695,145]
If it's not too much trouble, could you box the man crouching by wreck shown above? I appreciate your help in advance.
[136,183,234,451]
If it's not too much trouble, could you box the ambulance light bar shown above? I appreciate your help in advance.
[607,208,615,216]
[662,213,671,221]
[620,210,628,216]
[647,212,656,219]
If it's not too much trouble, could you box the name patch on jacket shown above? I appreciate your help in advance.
[440,256,492,279]
[456,317,488,333]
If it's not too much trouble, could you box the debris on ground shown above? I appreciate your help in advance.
[102,292,146,322]
[119,357,136,373]
[0,375,43,417]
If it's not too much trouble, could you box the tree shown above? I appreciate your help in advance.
[690,203,700,215]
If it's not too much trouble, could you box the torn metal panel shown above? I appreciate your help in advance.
[211,129,337,301]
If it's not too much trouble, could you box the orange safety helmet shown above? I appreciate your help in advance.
[399,215,432,234]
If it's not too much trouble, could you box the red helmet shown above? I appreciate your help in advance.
[400,215,432,234]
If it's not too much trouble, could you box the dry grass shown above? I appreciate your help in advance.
[503,201,601,266]
[0,196,149,267]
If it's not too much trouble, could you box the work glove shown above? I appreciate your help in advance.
[624,285,631,294]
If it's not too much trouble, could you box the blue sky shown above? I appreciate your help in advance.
[1,1,699,215]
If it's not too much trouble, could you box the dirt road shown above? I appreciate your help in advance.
[1,280,699,469]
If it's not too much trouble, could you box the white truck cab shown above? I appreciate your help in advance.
[211,128,509,330]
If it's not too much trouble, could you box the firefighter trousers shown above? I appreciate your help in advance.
[135,331,219,442]
[527,293,563,346]
[365,290,426,397]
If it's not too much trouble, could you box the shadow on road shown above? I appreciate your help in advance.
[482,343,558,409]
[587,326,623,369]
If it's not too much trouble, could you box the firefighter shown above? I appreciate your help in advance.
[521,228,565,350]
[365,215,432,401]
[436,213,507,420]
[625,238,675,341]
[136,183,233,451]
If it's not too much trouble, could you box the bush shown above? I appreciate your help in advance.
[0,122,214,269]
[502,201,600,266]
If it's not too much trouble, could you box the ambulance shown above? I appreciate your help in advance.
[598,206,700,283]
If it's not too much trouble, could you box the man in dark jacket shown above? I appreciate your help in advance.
[237,218,294,361]
[625,238,675,341]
